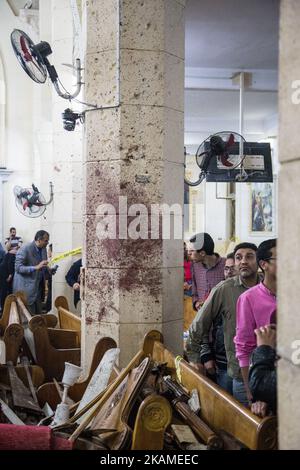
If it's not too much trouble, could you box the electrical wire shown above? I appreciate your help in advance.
[57,77,99,108]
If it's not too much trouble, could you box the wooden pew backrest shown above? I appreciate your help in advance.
[58,307,81,346]
[2,300,24,365]
[0,295,16,335]
[29,320,80,381]
[55,295,69,312]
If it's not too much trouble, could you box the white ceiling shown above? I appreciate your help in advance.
[185,0,279,70]
[184,0,280,144]
[185,89,277,120]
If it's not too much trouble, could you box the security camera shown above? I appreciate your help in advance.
[62,108,83,131]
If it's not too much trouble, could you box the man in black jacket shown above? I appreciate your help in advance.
[249,324,277,415]
[0,249,16,313]
[65,259,82,308]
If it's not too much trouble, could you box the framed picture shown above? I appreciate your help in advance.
[249,179,277,235]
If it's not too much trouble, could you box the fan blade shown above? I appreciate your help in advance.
[225,133,235,150]
[219,154,234,168]
[20,35,33,62]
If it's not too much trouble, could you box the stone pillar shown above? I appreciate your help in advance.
[278,0,300,449]
[82,0,185,368]
[50,0,83,310]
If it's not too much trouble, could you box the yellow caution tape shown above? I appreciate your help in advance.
[175,355,183,384]
[49,247,82,265]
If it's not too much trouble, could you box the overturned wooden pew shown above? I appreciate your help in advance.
[145,330,277,450]
[0,364,44,390]
[51,331,222,450]
[36,337,117,409]
[42,330,276,450]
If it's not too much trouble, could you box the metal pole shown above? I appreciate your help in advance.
[239,71,244,157]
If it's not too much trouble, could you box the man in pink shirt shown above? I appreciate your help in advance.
[235,239,277,405]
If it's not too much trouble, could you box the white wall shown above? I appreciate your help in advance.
[0,0,83,311]
[0,1,40,243]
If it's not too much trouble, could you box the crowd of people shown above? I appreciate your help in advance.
[1,226,277,417]
[184,232,277,418]
[0,228,82,316]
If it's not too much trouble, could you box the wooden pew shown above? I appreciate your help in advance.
[36,337,117,409]
[184,296,196,331]
[55,297,81,349]
[11,294,80,381]
[0,294,17,336]
[54,295,70,312]
[3,300,24,365]
[50,331,276,450]
[0,364,44,389]
[56,307,81,346]
[144,330,277,450]
[29,315,81,381]
[15,291,58,328]
[15,295,78,350]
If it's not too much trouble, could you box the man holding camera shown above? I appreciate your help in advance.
[13,230,57,315]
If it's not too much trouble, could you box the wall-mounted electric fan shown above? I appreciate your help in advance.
[10,29,82,100]
[184,131,273,186]
[10,29,98,130]
[13,182,54,218]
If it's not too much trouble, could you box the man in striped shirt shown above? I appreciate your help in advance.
[188,232,226,311]
[5,227,23,251]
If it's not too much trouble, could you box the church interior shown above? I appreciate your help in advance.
[0,0,299,452]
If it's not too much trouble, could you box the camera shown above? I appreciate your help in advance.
[51,264,59,275]
[62,108,82,131]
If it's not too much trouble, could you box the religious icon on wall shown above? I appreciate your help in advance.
[250,182,274,233]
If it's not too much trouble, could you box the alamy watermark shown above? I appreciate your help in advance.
[291,80,300,104]
[95,196,197,241]
[291,340,300,365]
